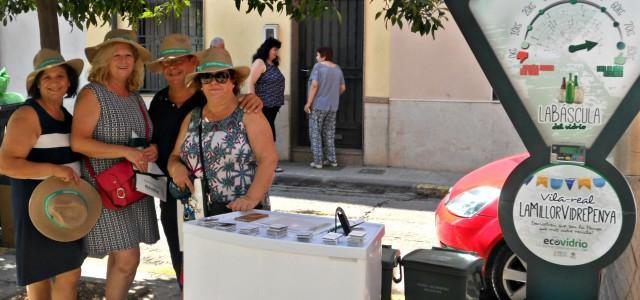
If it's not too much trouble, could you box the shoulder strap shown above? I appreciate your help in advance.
[197,108,211,198]
[136,97,150,142]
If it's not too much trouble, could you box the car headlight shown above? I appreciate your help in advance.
[445,186,501,217]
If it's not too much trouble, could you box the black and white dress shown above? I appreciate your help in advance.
[81,83,159,257]
[10,98,86,286]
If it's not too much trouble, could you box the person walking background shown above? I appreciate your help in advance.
[304,47,346,169]
[71,29,159,300]
[248,37,284,172]
[209,37,225,49]
[0,49,86,299]
[147,33,262,289]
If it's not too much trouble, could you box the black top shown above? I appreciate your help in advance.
[148,87,206,175]
[11,98,86,286]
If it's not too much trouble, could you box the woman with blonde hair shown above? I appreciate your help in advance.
[71,29,159,299]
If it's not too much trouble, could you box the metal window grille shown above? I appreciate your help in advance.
[137,0,203,93]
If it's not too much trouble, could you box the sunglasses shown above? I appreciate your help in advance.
[199,71,231,84]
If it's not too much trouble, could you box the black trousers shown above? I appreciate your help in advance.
[160,195,183,289]
[262,106,281,141]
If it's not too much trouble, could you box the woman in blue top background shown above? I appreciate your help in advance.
[304,47,346,169]
[248,38,285,172]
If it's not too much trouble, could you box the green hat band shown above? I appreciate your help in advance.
[37,58,64,69]
[197,61,232,71]
[108,35,134,42]
[160,48,192,57]
[44,189,87,229]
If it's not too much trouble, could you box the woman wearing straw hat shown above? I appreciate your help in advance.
[0,49,88,299]
[167,47,277,217]
[147,33,263,288]
[71,29,159,299]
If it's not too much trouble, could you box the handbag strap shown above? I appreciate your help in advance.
[136,98,151,143]
[85,98,151,178]
[197,107,210,194]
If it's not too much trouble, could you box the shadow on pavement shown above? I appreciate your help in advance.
[1,277,180,300]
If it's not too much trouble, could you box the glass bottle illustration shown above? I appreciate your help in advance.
[565,73,575,104]
[558,77,566,103]
[574,75,584,104]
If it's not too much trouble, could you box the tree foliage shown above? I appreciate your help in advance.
[237,0,448,38]
[0,0,448,50]
[0,0,190,29]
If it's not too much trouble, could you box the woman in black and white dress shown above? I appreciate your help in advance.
[0,49,84,299]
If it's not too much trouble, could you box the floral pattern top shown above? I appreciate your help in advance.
[179,106,258,207]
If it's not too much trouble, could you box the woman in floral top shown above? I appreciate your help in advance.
[167,47,277,215]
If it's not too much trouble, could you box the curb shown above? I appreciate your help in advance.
[415,183,450,199]
[274,173,451,198]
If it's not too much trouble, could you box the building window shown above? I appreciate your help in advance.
[264,24,279,40]
[137,0,203,93]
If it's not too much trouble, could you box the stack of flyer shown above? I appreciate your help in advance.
[267,224,288,238]
[214,222,237,232]
[347,230,366,246]
[238,225,260,235]
[196,216,219,228]
[296,231,313,242]
[322,232,343,245]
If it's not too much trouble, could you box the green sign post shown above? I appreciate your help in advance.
[444,0,639,298]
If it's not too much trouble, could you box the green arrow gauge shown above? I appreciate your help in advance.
[568,40,598,53]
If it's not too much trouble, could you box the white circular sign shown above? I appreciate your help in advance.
[513,164,622,266]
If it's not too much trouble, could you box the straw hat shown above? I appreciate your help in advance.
[85,29,151,63]
[185,47,250,88]
[147,34,196,73]
[29,177,102,242]
[26,48,83,92]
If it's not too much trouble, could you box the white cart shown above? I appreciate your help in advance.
[183,210,385,300]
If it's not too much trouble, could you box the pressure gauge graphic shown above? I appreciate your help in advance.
[471,0,640,147]
[522,1,627,62]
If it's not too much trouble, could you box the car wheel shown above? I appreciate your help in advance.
[489,244,527,300]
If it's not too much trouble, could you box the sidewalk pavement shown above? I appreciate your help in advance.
[0,162,464,299]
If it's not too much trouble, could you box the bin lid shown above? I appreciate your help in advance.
[402,247,484,276]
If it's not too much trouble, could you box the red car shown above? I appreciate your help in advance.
[435,153,529,300]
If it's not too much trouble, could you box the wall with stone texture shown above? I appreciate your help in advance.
[601,117,640,299]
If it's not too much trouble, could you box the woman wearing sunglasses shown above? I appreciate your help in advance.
[167,47,277,217]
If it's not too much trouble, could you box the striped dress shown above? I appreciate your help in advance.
[10,98,86,286]
[81,83,159,257]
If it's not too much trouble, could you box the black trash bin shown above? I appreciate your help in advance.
[0,103,20,248]
[381,245,402,300]
[402,247,484,300]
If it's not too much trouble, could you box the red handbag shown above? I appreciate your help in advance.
[87,160,145,210]
[85,98,151,210]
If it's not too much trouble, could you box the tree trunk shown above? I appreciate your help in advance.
[35,0,60,51]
